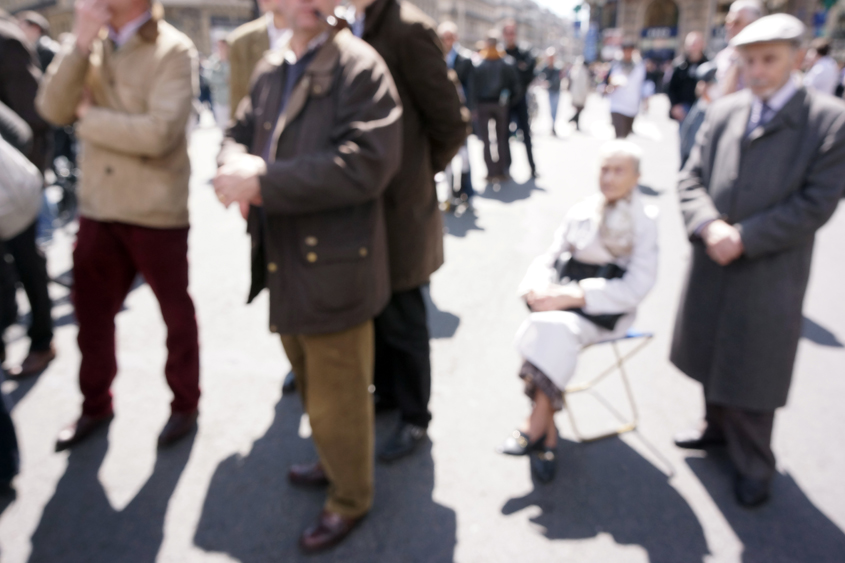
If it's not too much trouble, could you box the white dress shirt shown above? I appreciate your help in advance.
[108,11,152,48]
[804,56,839,96]
[266,11,292,51]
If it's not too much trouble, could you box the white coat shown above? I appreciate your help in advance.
[515,190,659,389]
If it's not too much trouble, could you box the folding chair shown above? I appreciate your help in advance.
[562,330,654,443]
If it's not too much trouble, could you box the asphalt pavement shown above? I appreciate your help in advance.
[0,93,843,563]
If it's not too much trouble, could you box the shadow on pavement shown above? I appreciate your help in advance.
[476,179,545,204]
[28,429,195,563]
[194,395,456,562]
[687,454,845,563]
[502,437,708,563]
[422,286,459,340]
[442,207,483,238]
[801,316,843,348]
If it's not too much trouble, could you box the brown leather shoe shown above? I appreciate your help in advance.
[157,410,198,448]
[288,462,329,487]
[55,412,114,452]
[299,510,364,553]
[8,344,56,379]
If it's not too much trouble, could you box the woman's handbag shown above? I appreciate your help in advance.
[0,135,42,241]
[553,257,626,331]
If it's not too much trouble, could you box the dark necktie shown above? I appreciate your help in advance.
[746,102,773,137]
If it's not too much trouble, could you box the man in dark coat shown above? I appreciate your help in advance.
[503,19,537,177]
[347,0,469,462]
[438,20,475,208]
[214,0,402,551]
[0,10,54,380]
[666,31,707,123]
[671,14,845,508]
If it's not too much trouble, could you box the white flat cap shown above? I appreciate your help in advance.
[730,13,805,48]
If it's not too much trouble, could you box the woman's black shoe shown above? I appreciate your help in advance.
[497,430,546,456]
[530,447,556,483]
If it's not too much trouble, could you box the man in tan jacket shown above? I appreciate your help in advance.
[227,0,288,119]
[36,0,201,451]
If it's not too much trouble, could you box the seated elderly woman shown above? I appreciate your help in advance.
[499,140,659,482]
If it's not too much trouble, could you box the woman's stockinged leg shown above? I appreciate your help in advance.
[520,391,558,448]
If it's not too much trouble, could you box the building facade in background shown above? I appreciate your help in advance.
[584,0,820,61]
[2,0,576,57]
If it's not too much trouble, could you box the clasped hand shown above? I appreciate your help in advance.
[525,284,586,312]
[702,219,744,266]
[213,155,266,219]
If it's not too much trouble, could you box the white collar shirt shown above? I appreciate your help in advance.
[108,11,152,48]
[266,12,292,51]
[804,56,840,96]
[749,74,798,131]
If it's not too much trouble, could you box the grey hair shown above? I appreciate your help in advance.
[729,0,763,20]
[599,140,643,173]
[438,21,458,36]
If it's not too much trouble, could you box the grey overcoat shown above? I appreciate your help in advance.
[671,86,845,411]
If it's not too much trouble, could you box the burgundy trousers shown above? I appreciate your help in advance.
[73,217,200,417]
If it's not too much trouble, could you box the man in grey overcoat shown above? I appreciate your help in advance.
[671,14,845,507]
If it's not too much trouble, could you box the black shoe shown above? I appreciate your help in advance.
[378,422,426,463]
[282,371,297,394]
[735,475,770,507]
[530,169,539,179]
[673,428,726,450]
[530,447,556,483]
[497,430,546,456]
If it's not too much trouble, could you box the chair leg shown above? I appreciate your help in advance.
[562,336,650,443]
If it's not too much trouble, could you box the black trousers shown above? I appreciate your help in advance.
[0,373,18,483]
[704,402,776,481]
[373,286,431,428]
[509,96,536,174]
[0,221,53,359]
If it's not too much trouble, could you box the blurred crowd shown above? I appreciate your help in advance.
[1,0,845,556]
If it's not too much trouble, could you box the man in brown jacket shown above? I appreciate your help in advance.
[36,0,201,451]
[347,0,469,462]
[214,0,402,551]
[227,0,288,119]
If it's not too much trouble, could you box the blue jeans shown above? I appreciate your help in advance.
[548,90,561,129]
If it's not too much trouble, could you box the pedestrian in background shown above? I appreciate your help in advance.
[678,61,718,169]
[712,0,762,100]
[227,0,289,119]
[215,0,402,550]
[603,39,646,139]
[473,32,520,183]
[567,56,589,131]
[0,10,55,380]
[439,20,475,212]
[346,0,469,463]
[803,38,839,96]
[204,38,231,127]
[539,47,563,136]
[37,0,201,451]
[0,102,44,496]
[667,32,707,123]
[499,141,658,483]
[672,14,845,508]
[16,11,59,72]
[503,19,538,178]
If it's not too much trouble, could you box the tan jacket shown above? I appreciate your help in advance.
[227,16,269,119]
[36,16,197,228]
[220,29,403,335]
